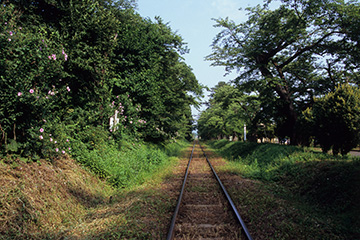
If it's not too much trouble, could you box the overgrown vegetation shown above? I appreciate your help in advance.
[73,139,188,188]
[307,84,360,155]
[0,2,196,237]
[0,0,202,158]
[0,140,189,239]
[209,140,360,238]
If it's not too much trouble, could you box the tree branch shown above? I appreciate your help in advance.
[279,31,338,69]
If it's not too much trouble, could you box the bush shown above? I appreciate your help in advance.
[1,2,200,158]
[0,3,70,156]
[312,84,360,155]
[159,140,189,157]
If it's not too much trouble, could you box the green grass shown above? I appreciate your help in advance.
[73,140,190,188]
[208,140,360,238]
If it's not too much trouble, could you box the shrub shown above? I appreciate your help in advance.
[312,84,360,155]
[159,140,189,157]
[0,3,70,156]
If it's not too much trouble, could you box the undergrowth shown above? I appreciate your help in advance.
[208,140,360,238]
[71,138,188,188]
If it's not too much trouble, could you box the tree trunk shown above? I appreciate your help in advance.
[258,60,299,145]
[274,84,298,145]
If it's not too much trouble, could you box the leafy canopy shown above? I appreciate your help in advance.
[206,0,360,144]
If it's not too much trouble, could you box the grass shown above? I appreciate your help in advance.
[63,143,188,239]
[208,140,360,239]
[6,137,358,239]
[73,140,188,188]
[0,140,191,239]
[0,155,113,239]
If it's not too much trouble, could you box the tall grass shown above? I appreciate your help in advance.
[73,140,189,188]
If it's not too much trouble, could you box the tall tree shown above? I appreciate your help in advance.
[206,0,360,145]
[110,15,202,142]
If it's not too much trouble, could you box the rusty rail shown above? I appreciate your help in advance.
[166,141,195,240]
[166,141,253,240]
[199,142,253,240]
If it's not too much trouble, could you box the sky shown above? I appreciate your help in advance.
[136,0,280,118]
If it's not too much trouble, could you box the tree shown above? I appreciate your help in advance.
[197,105,226,140]
[109,15,202,142]
[1,0,203,155]
[206,0,360,145]
[197,82,260,141]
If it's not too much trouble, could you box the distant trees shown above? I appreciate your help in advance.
[205,0,360,145]
[197,82,261,141]
[0,0,202,156]
[198,81,360,156]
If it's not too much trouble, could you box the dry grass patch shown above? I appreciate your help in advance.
[0,156,113,239]
[64,153,189,239]
[0,145,192,239]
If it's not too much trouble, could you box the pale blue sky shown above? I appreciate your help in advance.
[136,0,280,117]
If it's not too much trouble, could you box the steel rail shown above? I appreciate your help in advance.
[199,142,253,240]
[166,141,196,240]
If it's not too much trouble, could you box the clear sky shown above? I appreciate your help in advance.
[136,0,279,118]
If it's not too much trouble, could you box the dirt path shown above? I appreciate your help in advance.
[173,144,242,239]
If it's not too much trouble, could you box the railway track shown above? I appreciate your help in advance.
[167,141,253,240]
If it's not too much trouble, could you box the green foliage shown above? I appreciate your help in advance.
[197,82,260,140]
[0,0,202,157]
[312,84,360,155]
[209,140,304,180]
[0,2,70,155]
[159,140,189,157]
[0,0,200,203]
[71,139,186,188]
[209,140,359,205]
[109,15,203,142]
[207,0,360,144]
